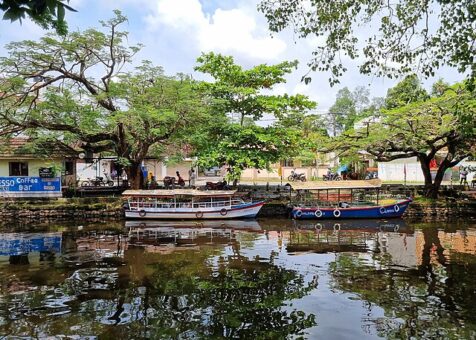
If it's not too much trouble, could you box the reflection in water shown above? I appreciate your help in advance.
[0,219,475,338]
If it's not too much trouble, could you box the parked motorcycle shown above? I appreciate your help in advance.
[288,169,307,182]
[81,175,114,187]
[323,173,342,181]
[163,176,185,189]
[205,180,230,190]
[365,171,378,180]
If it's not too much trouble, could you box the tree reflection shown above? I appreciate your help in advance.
[328,227,476,338]
[0,231,316,338]
[125,248,316,339]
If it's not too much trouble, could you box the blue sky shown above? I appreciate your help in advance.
[0,0,466,114]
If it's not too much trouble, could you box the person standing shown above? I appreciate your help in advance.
[189,168,196,188]
[460,167,468,187]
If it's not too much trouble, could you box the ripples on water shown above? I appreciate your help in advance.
[0,218,475,339]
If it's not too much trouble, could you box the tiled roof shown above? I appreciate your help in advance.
[0,137,78,159]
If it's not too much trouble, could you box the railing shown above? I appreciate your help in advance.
[128,199,244,210]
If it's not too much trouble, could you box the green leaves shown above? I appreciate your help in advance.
[196,124,302,180]
[259,0,476,86]
[194,53,317,179]
[0,0,76,34]
[195,52,315,124]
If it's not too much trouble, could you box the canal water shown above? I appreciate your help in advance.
[0,218,475,339]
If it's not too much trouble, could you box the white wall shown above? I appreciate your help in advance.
[378,157,458,182]
[77,159,114,180]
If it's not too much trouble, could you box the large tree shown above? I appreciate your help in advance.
[195,52,316,126]
[0,0,75,34]
[194,53,316,180]
[331,82,476,198]
[0,11,206,189]
[258,0,476,86]
[385,74,429,109]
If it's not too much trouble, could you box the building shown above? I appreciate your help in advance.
[0,138,77,197]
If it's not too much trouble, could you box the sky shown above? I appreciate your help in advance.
[0,0,466,116]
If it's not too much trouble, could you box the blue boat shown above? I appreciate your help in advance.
[290,179,412,220]
[291,198,411,219]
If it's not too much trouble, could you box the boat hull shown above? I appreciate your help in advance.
[125,201,265,220]
[291,199,411,220]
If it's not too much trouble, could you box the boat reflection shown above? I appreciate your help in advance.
[126,220,262,253]
[292,218,407,232]
[285,219,412,260]
[125,219,262,231]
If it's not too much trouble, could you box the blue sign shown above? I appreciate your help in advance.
[0,176,61,193]
[0,233,62,256]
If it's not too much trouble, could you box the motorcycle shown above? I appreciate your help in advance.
[323,173,342,181]
[81,175,114,187]
[365,171,378,180]
[288,169,307,182]
[205,180,230,190]
[163,176,185,189]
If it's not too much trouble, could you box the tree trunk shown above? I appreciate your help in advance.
[127,162,143,190]
[418,155,451,199]
[418,156,433,195]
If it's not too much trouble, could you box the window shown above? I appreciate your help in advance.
[9,162,28,176]
[64,161,75,175]
[302,159,317,167]
[281,159,294,167]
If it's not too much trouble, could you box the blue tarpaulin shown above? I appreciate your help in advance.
[337,165,349,174]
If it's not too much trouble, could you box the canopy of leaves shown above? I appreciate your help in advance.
[385,74,429,109]
[195,124,303,180]
[195,52,316,125]
[0,0,75,34]
[258,0,476,86]
[0,11,207,188]
[193,52,317,178]
[329,80,475,196]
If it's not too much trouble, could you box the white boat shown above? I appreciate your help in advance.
[123,189,265,220]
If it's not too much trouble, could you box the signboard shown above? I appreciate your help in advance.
[0,176,61,197]
[0,233,62,256]
[39,167,55,178]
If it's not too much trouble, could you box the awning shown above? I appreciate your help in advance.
[290,179,382,191]
[122,189,237,197]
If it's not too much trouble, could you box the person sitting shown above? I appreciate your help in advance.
[339,202,350,208]
[176,171,185,187]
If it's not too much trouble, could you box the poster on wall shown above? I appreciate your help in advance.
[0,177,61,197]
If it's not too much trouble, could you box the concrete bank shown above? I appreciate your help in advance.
[0,197,123,222]
[0,197,474,222]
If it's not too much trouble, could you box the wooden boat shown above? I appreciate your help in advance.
[122,189,265,220]
[290,179,412,220]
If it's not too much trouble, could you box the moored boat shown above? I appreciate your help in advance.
[123,189,265,220]
[290,179,412,220]
[291,199,411,219]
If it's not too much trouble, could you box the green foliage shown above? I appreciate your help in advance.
[329,79,475,197]
[0,11,207,188]
[258,0,476,86]
[385,74,429,109]
[195,52,316,125]
[195,124,303,180]
[326,85,379,135]
[0,0,75,34]
[194,52,317,179]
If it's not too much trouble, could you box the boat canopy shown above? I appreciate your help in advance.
[122,189,237,197]
[290,179,382,191]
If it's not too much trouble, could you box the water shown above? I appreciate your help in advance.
[0,218,475,339]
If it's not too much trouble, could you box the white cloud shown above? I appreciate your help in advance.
[144,0,286,60]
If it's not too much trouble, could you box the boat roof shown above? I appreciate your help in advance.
[290,179,382,190]
[122,189,237,197]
